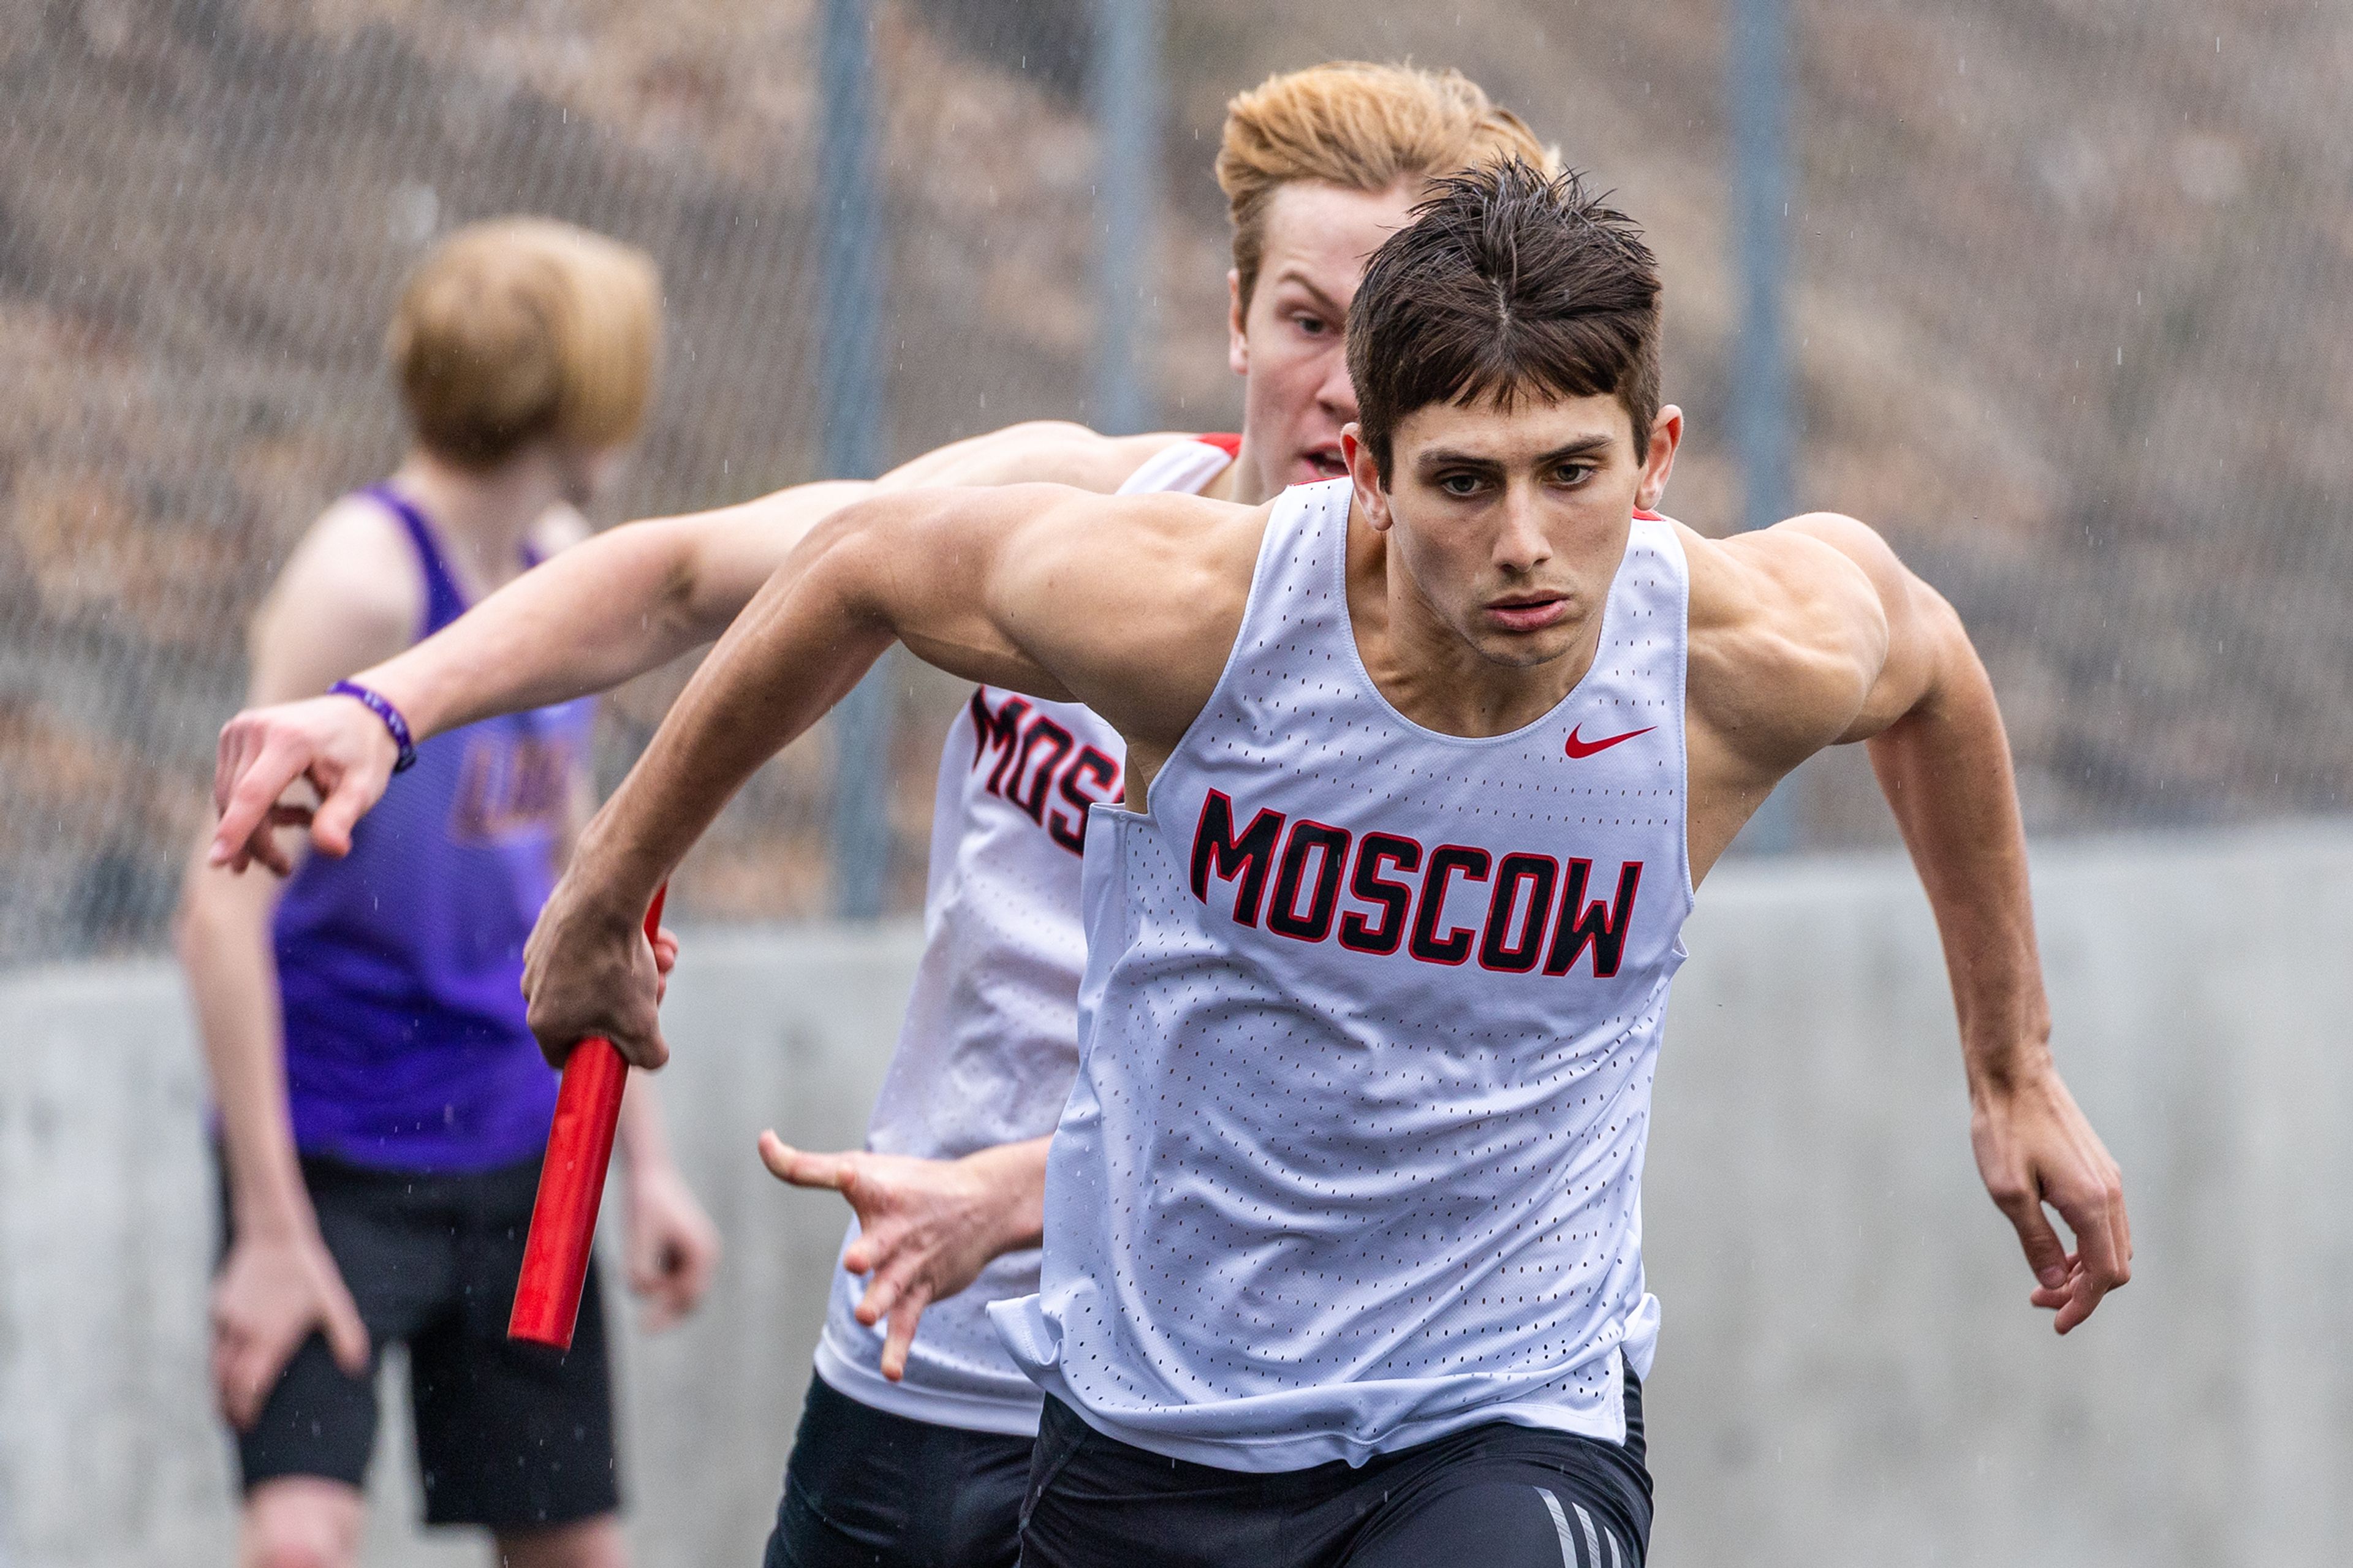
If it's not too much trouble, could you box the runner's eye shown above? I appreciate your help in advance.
[1294,314,1329,337]
[1552,463,1596,487]
[1438,472,1484,498]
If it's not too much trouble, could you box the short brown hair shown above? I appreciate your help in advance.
[387,217,661,469]
[1347,161,1662,482]
[1216,62,1558,315]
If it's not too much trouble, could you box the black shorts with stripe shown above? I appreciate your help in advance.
[1017,1371,1650,1568]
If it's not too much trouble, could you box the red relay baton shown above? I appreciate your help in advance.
[509,886,667,1349]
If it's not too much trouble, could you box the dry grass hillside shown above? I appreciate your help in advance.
[4,0,2347,955]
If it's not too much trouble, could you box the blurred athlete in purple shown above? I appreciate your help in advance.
[176,218,718,1568]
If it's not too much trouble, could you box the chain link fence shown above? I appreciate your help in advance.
[2,0,1124,960]
[6,0,2349,963]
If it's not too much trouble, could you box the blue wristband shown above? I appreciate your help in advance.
[329,680,419,773]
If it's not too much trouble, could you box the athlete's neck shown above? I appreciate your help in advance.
[387,449,564,600]
[1343,506,1608,738]
[1216,435,1282,508]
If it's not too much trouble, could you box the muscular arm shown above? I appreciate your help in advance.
[520,482,1259,1070]
[393,422,1188,728]
[1778,517,2050,1083]
[209,423,1200,873]
[396,425,1185,729]
[208,482,870,872]
[1688,513,2130,1334]
[874,420,1199,492]
[382,483,879,739]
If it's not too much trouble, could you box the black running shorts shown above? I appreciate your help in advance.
[763,1371,1032,1568]
[216,1151,621,1530]
[1018,1374,1651,1568]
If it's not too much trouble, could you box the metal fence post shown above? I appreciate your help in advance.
[1091,0,1161,434]
[822,0,894,916]
[1729,0,1800,853]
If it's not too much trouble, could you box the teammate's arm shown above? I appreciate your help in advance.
[1696,513,2131,1336]
[208,479,871,874]
[520,482,1256,1071]
[175,502,419,1425]
[875,420,1199,491]
[208,424,1196,876]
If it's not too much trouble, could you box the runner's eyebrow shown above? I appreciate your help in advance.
[1414,434,1616,474]
[1534,434,1616,464]
[1267,270,1346,322]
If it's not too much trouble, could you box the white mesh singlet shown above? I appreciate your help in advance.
[991,478,1696,1469]
[811,436,1237,1434]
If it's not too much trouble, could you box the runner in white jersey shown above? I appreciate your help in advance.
[207,62,1566,1568]
[811,433,1240,1431]
[526,162,2132,1567]
[990,476,1686,1471]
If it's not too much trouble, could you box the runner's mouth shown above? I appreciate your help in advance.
[1303,448,1347,479]
[1486,594,1570,631]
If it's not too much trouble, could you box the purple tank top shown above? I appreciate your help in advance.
[271,486,597,1172]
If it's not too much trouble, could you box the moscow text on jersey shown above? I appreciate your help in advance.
[1188,789,1643,977]
[968,687,1124,856]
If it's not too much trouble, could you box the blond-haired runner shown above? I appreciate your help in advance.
[211,64,1558,1568]
[522,161,2131,1568]
[179,218,718,1568]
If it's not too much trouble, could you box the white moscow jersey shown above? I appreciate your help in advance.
[813,434,1238,1434]
[992,478,1695,1469]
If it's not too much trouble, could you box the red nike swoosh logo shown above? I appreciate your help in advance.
[1563,723,1655,760]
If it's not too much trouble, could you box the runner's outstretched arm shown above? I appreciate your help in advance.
[208,480,870,874]
[1723,512,2132,1336]
[208,424,1193,874]
[520,481,1256,1071]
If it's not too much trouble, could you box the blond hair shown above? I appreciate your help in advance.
[1216,61,1559,312]
[387,217,661,469]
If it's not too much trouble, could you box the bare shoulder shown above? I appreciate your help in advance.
[267,496,426,640]
[248,495,427,702]
[993,485,1264,604]
[1680,513,1890,768]
[846,482,1263,752]
[884,420,1205,493]
[999,485,1267,751]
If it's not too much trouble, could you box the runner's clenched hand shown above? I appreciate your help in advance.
[523,867,667,1070]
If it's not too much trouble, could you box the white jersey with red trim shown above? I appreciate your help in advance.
[991,477,1695,1470]
[813,434,1238,1434]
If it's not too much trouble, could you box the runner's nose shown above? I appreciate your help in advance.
[1493,485,1552,573]
[1318,345,1359,425]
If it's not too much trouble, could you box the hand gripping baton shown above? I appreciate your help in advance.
[509,887,667,1349]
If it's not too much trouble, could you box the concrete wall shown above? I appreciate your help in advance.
[4,827,2349,1566]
